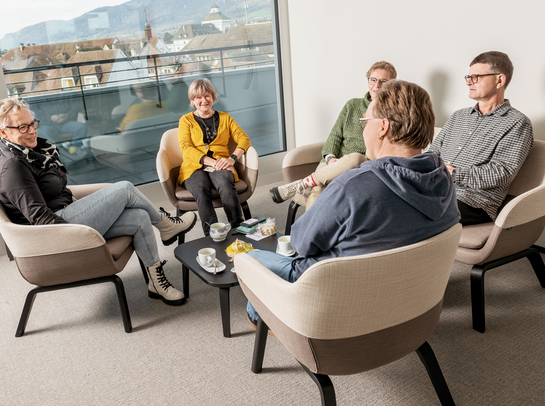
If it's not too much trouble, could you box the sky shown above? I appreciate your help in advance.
[1,0,127,38]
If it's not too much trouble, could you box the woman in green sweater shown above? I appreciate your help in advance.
[270,61,397,208]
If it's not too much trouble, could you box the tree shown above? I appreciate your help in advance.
[163,32,174,44]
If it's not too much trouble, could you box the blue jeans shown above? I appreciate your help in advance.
[183,168,243,235]
[55,181,162,267]
[246,250,296,321]
[39,121,87,144]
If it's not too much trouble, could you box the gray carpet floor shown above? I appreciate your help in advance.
[1,181,544,405]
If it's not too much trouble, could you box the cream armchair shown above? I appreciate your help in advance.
[235,224,461,406]
[455,139,545,332]
[156,128,259,242]
[0,183,146,337]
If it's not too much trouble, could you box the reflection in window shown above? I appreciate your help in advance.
[1,1,285,186]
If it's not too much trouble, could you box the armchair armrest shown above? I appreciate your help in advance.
[495,185,545,229]
[68,183,111,200]
[3,222,106,258]
[282,141,325,184]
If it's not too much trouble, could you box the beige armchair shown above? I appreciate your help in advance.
[156,128,259,242]
[0,184,146,337]
[280,141,325,234]
[455,139,545,332]
[235,224,462,406]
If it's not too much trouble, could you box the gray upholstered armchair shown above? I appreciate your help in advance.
[235,224,462,406]
[0,183,146,337]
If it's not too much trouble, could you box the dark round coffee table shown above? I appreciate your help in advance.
[174,230,280,337]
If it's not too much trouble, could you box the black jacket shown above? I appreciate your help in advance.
[0,139,71,225]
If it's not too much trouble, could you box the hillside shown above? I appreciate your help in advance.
[0,0,271,50]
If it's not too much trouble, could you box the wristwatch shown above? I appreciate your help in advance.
[325,154,336,164]
[451,168,456,183]
[230,154,239,163]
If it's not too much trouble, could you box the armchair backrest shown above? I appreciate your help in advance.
[237,224,462,375]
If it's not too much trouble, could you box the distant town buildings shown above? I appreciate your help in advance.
[1,5,274,97]
[202,5,232,33]
[170,24,221,52]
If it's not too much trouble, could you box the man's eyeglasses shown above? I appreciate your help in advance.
[367,77,389,86]
[464,73,499,84]
[3,120,40,134]
[359,117,380,130]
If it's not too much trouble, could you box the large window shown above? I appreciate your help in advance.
[1,1,285,185]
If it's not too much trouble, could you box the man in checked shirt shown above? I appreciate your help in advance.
[428,51,533,225]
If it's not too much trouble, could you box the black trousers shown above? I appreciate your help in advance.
[458,200,492,226]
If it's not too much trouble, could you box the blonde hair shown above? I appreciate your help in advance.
[188,78,218,108]
[373,80,435,149]
[0,98,33,129]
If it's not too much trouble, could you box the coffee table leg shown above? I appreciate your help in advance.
[182,265,190,299]
[219,287,231,337]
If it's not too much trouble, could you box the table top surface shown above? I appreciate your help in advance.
[173,231,281,288]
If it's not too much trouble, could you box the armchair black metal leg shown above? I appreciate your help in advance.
[416,341,455,406]
[299,362,337,406]
[16,287,40,337]
[470,264,487,333]
[527,249,545,287]
[138,256,149,285]
[285,200,301,235]
[251,317,269,373]
[241,201,252,220]
[110,275,132,333]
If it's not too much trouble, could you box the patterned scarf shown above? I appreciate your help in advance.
[0,137,66,172]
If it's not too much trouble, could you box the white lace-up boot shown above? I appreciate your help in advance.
[154,207,197,246]
[146,260,186,306]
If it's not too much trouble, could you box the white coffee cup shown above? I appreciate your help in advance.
[198,248,216,267]
[277,236,293,254]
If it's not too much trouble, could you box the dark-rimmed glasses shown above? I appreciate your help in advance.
[359,117,380,130]
[3,120,40,134]
[464,73,499,84]
[367,77,389,86]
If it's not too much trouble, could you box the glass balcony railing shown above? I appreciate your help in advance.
[3,42,284,185]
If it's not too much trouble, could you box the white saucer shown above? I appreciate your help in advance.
[196,258,226,273]
[276,247,296,257]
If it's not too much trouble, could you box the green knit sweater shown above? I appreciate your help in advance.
[321,92,372,162]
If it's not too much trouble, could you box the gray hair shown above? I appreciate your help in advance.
[0,98,33,129]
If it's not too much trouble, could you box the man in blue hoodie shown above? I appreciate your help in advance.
[246,80,461,327]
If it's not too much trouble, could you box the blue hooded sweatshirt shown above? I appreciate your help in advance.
[290,152,461,280]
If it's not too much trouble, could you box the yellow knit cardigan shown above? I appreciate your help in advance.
[177,111,251,185]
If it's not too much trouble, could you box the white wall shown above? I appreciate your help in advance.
[278,0,545,245]
[282,0,545,147]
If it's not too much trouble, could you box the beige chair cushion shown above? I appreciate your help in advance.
[458,222,494,249]
[175,179,248,201]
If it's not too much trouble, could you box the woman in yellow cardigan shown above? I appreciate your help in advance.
[178,79,251,235]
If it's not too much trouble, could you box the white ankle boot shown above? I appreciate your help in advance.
[154,208,197,246]
[270,180,306,204]
[146,260,186,306]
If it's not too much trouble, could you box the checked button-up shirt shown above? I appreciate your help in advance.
[429,100,533,221]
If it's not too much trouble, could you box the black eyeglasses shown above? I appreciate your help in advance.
[359,117,380,130]
[464,73,499,84]
[3,120,40,134]
[367,77,389,86]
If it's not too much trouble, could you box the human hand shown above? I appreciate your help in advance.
[215,157,235,171]
[327,158,339,165]
[444,163,455,174]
